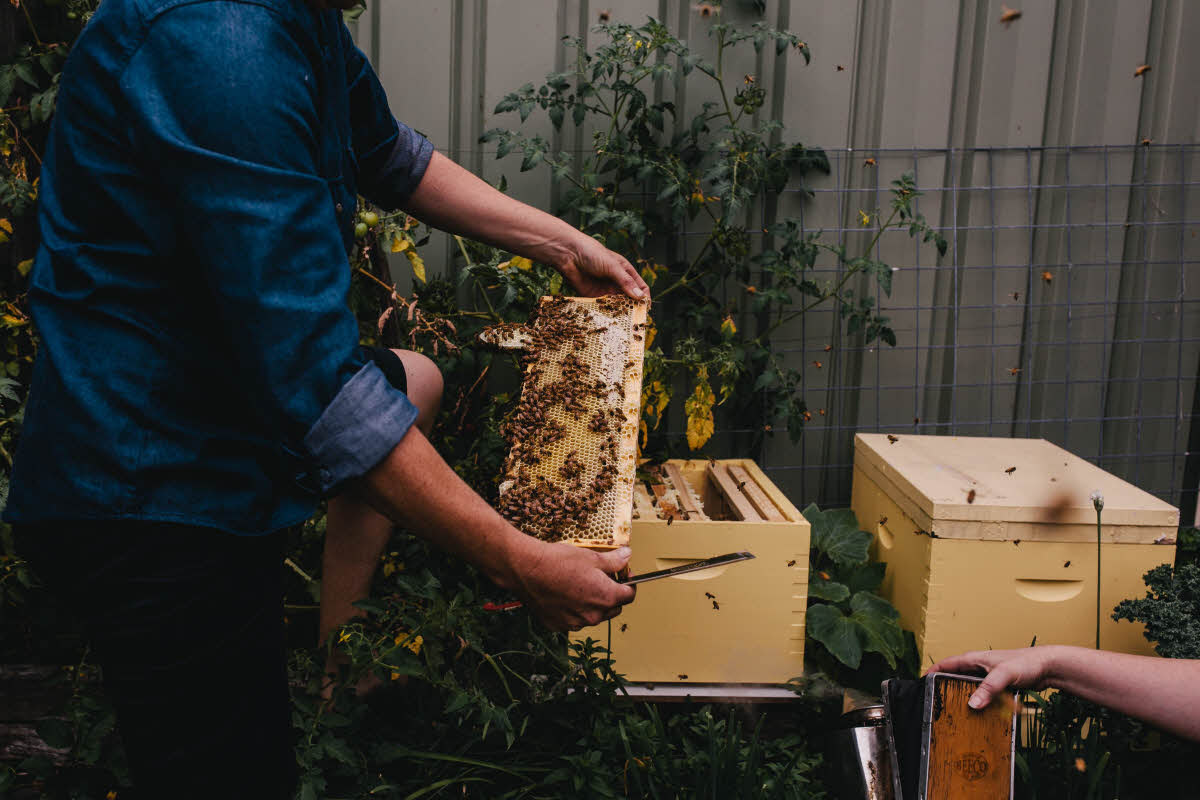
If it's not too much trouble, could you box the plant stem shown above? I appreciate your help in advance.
[1095,503,1103,650]
[21,5,42,47]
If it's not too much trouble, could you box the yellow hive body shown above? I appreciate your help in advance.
[574,459,811,685]
[487,296,648,548]
[850,434,1179,667]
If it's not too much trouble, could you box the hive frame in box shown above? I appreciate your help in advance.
[573,459,812,690]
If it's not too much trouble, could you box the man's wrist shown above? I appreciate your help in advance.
[484,524,540,594]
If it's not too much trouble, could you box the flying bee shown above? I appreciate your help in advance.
[1006,466,1017,474]
[786,559,797,567]
[887,434,899,444]
[967,489,976,504]
[1134,64,1152,77]
[864,157,877,167]
[999,5,1022,26]
[712,600,720,610]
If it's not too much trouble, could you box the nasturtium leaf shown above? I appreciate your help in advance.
[802,504,871,566]
[806,603,861,669]
[808,574,850,603]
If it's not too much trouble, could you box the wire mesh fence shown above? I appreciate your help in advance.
[659,144,1199,516]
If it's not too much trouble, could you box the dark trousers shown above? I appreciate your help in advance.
[15,521,297,799]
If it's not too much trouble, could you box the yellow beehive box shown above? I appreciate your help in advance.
[851,434,1179,667]
[573,459,811,685]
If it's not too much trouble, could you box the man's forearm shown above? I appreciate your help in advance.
[356,424,528,591]
[405,151,585,265]
[352,427,636,631]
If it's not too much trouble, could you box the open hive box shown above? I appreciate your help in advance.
[573,459,811,686]
[850,434,1179,667]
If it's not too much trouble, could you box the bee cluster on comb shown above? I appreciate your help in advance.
[484,296,648,548]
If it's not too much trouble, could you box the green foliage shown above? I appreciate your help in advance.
[482,17,945,453]
[1112,562,1200,659]
[1014,686,1197,800]
[800,504,913,688]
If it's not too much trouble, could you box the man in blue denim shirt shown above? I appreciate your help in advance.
[6,0,647,795]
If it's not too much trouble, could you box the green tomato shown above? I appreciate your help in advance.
[361,211,380,228]
[354,222,369,240]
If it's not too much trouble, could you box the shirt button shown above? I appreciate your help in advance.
[335,203,344,213]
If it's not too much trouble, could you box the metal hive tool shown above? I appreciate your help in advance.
[479,295,649,549]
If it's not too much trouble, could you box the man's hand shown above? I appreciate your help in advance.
[556,235,649,300]
[929,647,1060,709]
[504,537,636,631]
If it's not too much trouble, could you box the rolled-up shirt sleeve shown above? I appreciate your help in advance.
[123,3,417,493]
[341,22,434,210]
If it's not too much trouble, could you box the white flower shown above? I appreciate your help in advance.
[1090,490,1104,511]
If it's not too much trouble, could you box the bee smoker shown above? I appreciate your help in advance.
[830,705,895,800]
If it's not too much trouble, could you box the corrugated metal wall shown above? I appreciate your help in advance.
[353,1,1200,511]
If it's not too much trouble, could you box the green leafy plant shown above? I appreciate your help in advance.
[481,17,946,455]
[799,504,913,689]
[1112,562,1200,659]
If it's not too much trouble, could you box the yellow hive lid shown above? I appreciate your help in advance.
[854,434,1178,538]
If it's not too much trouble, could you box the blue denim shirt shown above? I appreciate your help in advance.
[4,0,432,534]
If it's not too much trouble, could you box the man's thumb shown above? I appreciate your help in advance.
[599,546,633,574]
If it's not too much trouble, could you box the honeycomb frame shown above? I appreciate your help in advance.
[490,296,648,549]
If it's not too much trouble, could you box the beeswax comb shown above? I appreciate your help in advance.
[479,295,649,549]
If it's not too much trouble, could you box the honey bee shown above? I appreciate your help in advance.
[802,411,812,422]
[1009,367,1022,376]
[836,64,845,72]
[864,158,877,167]
[705,592,715,599]
[712,600,720,610]
[1134,64,1152,77]
[999,5,1022,26]
[744,74,756,84]
[887,434,899,444]
[678,673,689,680]
[1042,270,1053,284]
[812,360,823,368]
[967,489,976,504]
[819,409,826,416]
[598,8,611,22]
[878,516,888,526]
[1141,137,1153,146]
[824,344,833,352]
[1011,291,1021,301]
[1005,466,1017,474]
[1063,561,1071,568]
[786,560,796,567]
